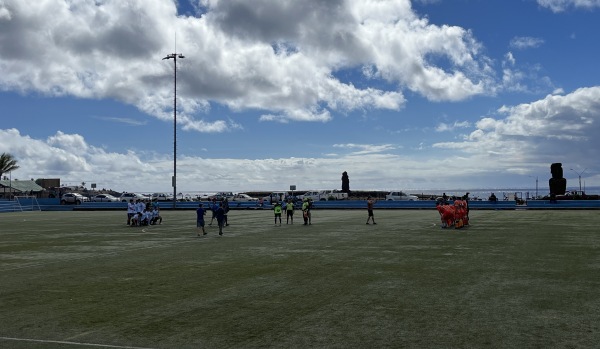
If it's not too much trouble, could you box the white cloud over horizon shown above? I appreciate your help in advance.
[2,87,600,193]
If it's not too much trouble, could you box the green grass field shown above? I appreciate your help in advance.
[1,209,599,348]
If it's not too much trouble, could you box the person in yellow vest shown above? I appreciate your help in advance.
[285,199,294,224]
[273,202,282,226]
[302,198,312,225]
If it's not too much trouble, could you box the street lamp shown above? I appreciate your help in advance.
[529,175,538,199]
[162,52,185,208]
[569,168,587,192]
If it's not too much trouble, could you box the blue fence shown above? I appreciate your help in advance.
[23,198,599,211]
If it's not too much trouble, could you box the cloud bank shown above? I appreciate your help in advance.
[3,87,600,192]
[0,0,496,129]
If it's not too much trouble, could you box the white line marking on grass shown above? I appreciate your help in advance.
[0,336,156,349]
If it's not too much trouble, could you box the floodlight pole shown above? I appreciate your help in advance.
[569,168,587,192]
[163,52,185,208]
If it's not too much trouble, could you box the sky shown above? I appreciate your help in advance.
[1,0,600,195]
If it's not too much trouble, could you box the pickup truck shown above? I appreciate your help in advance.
[303,190,348,201]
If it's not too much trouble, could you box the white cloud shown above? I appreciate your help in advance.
[333,143,398,155]
[0,127,487,192]
[93,116,147,126]
[500,52,554,93]
[537,0,600,12]
[433,87,600,173]
[435,121,471,132]
[510,36,545,50]
[0,0,498,129]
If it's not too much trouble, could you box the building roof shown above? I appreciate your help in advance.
[0,180,44,193]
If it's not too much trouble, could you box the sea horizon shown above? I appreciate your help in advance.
[405,185,600,200]
[166,186,600,201]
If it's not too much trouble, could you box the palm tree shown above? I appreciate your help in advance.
[0,152,19,179]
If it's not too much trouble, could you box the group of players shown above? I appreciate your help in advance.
[272,198,314,226]
[196,197,314,236]
[196,199,230,236]
[126,199,163,227]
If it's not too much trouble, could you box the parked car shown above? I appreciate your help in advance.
[152,192,173,201]
[60,193,89,205]
[209,192,235,201]
[385,191,418,201]
[118,192,146,202]
[232,193,258,202]
[91,194,119,202]
[262,192,290,204]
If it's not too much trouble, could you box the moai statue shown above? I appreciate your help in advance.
[549,163,567,196]
[341,171,350,194]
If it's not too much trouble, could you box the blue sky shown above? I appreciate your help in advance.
[1,0,599,194]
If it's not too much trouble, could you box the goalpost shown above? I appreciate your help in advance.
[14,196,42,212]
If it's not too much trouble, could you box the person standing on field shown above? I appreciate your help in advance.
[223,198,230,226]
[127,199,136,225]
[273,202,282,226]
[136,199,145,215]
[366,196,377,225]
[196,203,206,236]
[302,198,313,225]
[215,202,225,236]
[209,199,217,225]
[285,199,294,224]
[307,198,313,225]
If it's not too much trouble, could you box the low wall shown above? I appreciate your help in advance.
[50,199,600,211]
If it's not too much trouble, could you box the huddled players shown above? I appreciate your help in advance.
[128,199,162,227]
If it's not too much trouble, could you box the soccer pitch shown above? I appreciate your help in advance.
[1,209,599,348]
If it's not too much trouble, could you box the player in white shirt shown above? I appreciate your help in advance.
[136,199,146,215]
[127,199,136,225]
[130,212,140,226]
[151,207,162,225]
[140,209,150,226]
